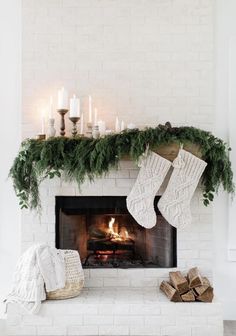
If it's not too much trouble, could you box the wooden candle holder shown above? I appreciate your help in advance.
[57,109,69,136]
[36,134,46,140]
[69,117,80,137]
[86,122,93,138]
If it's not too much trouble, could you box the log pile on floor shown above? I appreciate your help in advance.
[160,267,214,302]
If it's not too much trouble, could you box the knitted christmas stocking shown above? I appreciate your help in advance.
[126,151,171,229]
[158,149,207,229]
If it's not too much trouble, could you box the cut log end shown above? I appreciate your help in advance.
[181,290,195,302]
[196,287,214,303]
[169,271,189,294]
[160,281,182,302]
[162,269,214,303]
[187,267,203,288]
[194,277,211,296]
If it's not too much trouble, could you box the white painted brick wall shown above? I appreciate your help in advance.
[22,0,214,138]
[16,1,219,335]
[21,0,215,276]
[21,164,213,279]
[21,0,215,270]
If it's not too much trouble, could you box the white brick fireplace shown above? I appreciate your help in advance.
[20,161,214,274]
[7,164,223,336]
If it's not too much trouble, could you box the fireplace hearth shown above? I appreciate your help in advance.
[56,196,177,268]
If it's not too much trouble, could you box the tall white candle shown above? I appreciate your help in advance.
[41,109,46,134]
[80,113,84,134]
[97,120,106,135]
[115,116,120,133]
[94,107,98,125]
[58,87,68,109]
[49,96,53,119]
[69,94,80,117]
[121,120,125,131]
[88,95,92,123]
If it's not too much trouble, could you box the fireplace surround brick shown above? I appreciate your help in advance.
[6,164,221,336]
[7,289,223,336]
[21,163,213,275]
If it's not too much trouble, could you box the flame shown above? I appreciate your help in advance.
[107,217,130,241]
[108,217,116,234]
[124,230,129,239]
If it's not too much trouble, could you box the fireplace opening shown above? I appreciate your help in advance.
[56,196,177,268]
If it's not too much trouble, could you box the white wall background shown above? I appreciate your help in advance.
[0,0,21,319]
[214,0,236,320]
[22,0,214,138]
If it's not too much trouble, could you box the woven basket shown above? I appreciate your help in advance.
[46,250,84,300]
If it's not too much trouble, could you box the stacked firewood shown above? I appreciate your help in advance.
[160,267,214,302]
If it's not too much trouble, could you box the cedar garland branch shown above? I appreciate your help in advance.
[9,124,235,210]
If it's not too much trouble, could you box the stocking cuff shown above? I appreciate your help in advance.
[176,149,207,181]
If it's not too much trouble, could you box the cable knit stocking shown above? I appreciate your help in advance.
[126,151,171,229]
[158,149,207,229]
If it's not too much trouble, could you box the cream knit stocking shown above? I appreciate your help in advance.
[158,149,207,229]
[126,151,171,229]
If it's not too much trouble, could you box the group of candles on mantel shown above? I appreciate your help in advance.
[38,87,136,140]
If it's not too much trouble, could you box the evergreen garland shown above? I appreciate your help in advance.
[9,124,234,210]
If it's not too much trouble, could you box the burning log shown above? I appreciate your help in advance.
[88,227,108,239]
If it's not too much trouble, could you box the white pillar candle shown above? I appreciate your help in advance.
[69,94,80,117]
[97,120,106,135]
[94,107,98,125]
[127,123,136,129]
[41,109,46,134]
[49,96,53,119]
[121,120,125,131]
[58,87,68,110]
[80,112,84,134]
[115,116,120,133]
[88,95,92,123]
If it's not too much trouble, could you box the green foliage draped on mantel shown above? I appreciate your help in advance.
[9,124,234,210]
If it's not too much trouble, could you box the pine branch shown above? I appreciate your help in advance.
[9,125,235,210]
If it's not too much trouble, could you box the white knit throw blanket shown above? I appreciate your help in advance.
[6,244,65,314]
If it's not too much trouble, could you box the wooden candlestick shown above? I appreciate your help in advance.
[48,118,56,137]
[57,109,68,136]
[92,125,100,139]
[86,122,93,138]
[36,134,46,140]
[69,117,80,137]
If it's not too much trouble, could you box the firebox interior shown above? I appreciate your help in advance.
[56,196,177,268]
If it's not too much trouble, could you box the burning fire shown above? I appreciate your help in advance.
[108,217,116,234]
[108,217,130,241]
[124,229,129,239]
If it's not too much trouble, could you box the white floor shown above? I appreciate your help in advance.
[1,320,235,336]
[224,321,236,336]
